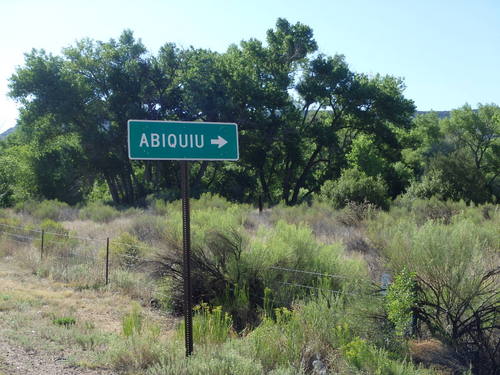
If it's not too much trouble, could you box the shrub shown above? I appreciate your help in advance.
[111,232,147,268]
[320,168,389,209]
[369,213,500,373]
[39,219,78,258]
[109,269,155,302]
[386,268,417,337]
[108,304,164,371]
[127,214,166,244]
[247,221,367,306]
[78,202,120,223]
[147,198,170,216]
[15,199,75,221]
[341,337,433,375]
[246,308,305,371]
[152,229,246,316]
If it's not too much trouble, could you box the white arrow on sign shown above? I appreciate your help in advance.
[210,136,228,148]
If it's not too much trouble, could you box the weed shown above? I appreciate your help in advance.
[52,316,76,328]
[122,302,143,337]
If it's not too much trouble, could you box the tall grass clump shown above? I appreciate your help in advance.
[176,303,234,346]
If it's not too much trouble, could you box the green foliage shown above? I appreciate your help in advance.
[177,303,233,345]
[386,268,416,336]
[15,199,74,221]
[347,134,389,177]
[52,316,76,328]
[402,104,500,205]
[78,202,120,223]
[0,142,37,207]
[320,168,389,209]
[367,206,500,371]
[341,337,432,375]
[86,179,112,203]
[247,220,367,307]
[122,303,143,337]
[40,218,68,234]
[7,19,415,207]
[111,232,146,268]
[246,308,304,371]
[109,314,164,371]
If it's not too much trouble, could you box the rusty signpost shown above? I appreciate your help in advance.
[128,120,238,356]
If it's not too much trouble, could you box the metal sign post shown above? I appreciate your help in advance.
[128,119,239,357]
[180,161,193,356]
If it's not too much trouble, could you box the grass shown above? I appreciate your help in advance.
[0,196,497,374]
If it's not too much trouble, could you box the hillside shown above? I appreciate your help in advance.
[0,127,15,139]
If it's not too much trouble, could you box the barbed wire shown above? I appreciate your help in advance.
[0,222,42,234]
[277,281,360,296]
[0,222,158,251]
[269,265,351,280]
[1,221,383,305]
[0,231,37,241]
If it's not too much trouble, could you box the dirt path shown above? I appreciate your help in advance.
[0,259,174,375]
[0,338,113,375]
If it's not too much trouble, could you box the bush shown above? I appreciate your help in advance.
[78,202,120,223]
[386,268,417,337]
[247,221,367,305]
[320,168,389,209]
[110,269,155,302]
[39,219,78,258]
[393,196,467,225]
[127,214,166,245]
[15,199,75,221]
[368,211,500,373]
[110,232,147,268]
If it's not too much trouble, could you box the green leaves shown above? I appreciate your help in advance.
[385,268,416,336]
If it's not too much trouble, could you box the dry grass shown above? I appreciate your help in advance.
[409,340,467,374]
[0,258,177,373]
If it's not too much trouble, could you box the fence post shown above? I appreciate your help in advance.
[105,237,109,285]
[40,229,45,261]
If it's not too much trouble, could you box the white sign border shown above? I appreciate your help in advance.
[127,120,240,161]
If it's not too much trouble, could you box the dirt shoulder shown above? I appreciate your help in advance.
[0,259,174,375]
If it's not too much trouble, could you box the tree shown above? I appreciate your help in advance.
[442,104,500,199]
[405,105,500,203]
[7,21,417,207]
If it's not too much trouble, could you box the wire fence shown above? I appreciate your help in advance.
[0,221,387,304]
[0,222,159,286]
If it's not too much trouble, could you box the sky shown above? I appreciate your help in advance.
[1,0,499,133]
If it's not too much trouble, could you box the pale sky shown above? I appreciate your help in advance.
[1,0,499,133]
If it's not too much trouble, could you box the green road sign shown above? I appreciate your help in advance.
[128,120,239,161]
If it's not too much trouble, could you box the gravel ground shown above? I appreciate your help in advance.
[0,338,116,375]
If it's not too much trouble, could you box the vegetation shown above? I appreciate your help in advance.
[2,19,497,209]
[0,15,498,375]
[0,196,498,374]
